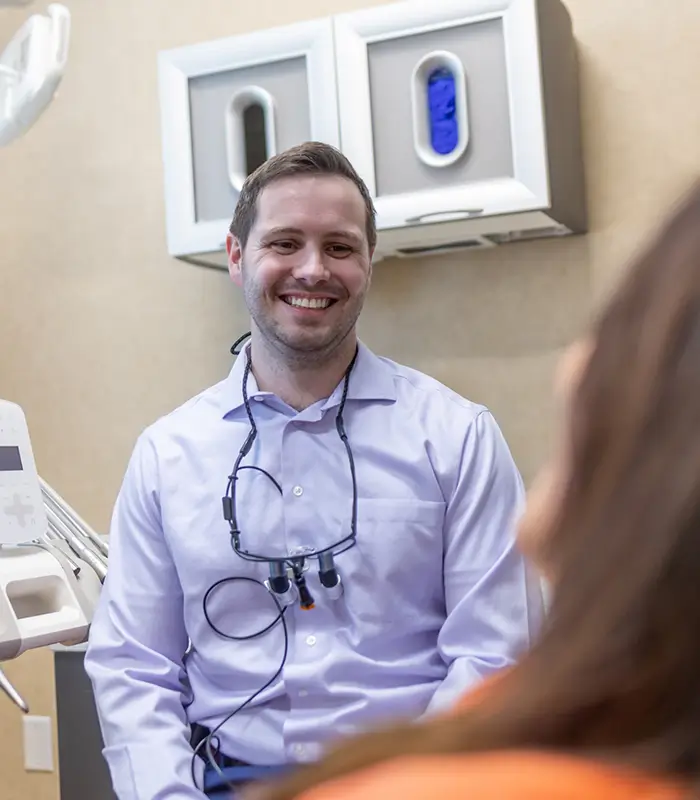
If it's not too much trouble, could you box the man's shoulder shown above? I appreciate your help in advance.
[375,353,487,425]
[139,376,229,447]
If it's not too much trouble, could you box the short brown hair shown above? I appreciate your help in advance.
[229,141,377,250]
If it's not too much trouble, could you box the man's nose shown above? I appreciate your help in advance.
[292,248,330,283]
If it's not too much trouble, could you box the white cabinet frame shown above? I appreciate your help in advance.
[158,19,340,258]
[333,0,551,232]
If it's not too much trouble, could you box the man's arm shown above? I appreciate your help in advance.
[424,410,545,715]
[84,432,206,799]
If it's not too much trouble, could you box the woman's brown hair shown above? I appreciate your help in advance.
[255,182,700,800]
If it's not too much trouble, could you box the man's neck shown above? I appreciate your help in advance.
[248,332,357,411]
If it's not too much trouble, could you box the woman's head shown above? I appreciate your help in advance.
[513,181,700,763]
[252,183,700,800]
[519,183,700,597]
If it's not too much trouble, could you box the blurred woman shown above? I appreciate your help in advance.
[248,182,700,800]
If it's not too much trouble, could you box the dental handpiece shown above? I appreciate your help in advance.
[0,665,29,713]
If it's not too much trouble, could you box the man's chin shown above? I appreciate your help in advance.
[283,337,335,355]
[275,331,346,359]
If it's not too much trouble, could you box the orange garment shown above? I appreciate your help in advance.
[293,674,687,800]
[295,750,686,800]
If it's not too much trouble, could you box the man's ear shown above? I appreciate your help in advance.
[227,232,243,286]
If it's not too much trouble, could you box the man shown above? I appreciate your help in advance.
[85,141,544,800]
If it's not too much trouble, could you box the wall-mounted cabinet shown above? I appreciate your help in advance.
[158,0,586,268]
[158,18,339,268]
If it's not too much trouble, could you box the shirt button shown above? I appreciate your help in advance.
[306,635,317,647]
[292,485,303,497]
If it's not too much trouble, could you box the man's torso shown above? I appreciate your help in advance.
[145,344,484,763]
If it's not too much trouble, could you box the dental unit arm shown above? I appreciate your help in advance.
[0,3,100,715]
[0,400,107,714]
[0,2,70,146]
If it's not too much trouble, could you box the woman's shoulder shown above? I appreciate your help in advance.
[296,750,686,800]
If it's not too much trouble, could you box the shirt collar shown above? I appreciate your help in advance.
[218,339,397,418]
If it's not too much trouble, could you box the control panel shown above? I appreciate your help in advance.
[0,400,47,545]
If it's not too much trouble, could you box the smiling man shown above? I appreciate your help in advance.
[228,160,373,411]
[85,141,544,800]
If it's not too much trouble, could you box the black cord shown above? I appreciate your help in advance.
[230,331,252,355]
[190,576,289,791]
[188,332,358,791]
[203,576,284,640]
[222,344,359,565]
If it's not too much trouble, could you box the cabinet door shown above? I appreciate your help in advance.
[333,0,551,233]
[158,19,339,264]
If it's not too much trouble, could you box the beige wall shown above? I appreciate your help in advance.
[0,0,698,796]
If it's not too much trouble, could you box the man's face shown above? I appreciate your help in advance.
[227,174,373,363]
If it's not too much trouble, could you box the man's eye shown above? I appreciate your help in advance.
[272,241,296,252]
[328,245,352,256]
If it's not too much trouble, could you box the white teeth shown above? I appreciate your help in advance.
[284,296,332,309]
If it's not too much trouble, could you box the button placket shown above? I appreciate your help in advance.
[281,423,310,553]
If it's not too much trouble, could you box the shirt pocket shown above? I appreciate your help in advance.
[341,498,447,631]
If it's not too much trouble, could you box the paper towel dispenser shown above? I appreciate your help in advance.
[157,0,586,268]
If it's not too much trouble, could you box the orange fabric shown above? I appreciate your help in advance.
[295,751,686,800]
[292,674,686,800]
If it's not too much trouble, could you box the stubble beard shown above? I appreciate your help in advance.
[243,275,364,368]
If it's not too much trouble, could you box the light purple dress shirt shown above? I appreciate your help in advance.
[84,341,544,800]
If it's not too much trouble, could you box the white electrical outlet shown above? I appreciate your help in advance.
[22,715,54,772]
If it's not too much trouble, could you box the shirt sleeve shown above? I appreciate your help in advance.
[423,410,545,715]
[84,432,207,799]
